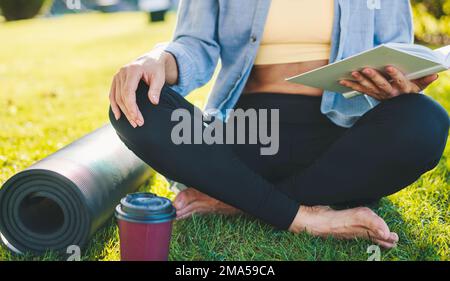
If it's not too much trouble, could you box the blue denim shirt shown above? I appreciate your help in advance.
[163,0,414,127]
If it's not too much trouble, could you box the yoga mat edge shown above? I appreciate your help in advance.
[0,124,153,255]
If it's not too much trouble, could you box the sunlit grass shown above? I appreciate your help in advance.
[0,12,449,261]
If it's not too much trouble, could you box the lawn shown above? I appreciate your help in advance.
[0,12,449,261]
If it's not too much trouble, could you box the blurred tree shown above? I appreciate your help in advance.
[411,0,450,45]
[0,0,46,21]
[412,0,450,17]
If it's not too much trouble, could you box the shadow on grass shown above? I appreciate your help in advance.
[375,198,441,261]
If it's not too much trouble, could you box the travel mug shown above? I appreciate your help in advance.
[115,192,176,261]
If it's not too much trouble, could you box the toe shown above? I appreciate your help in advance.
[176,201,204,219]
[373,218,391,241]
[366,213,391,241]
[173,197,183,210]
[388,232,399,243]
[354,207,391,241]
[174,188,201,209]
[176,213,192,220]
[173,191,188,210]
[373,238,396,249]
[176,208,194,220]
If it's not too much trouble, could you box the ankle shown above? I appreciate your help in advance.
[288,205,307,234]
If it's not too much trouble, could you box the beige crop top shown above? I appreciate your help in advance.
[254,0,335,65]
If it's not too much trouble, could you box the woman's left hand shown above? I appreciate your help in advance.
[339,66,439,100]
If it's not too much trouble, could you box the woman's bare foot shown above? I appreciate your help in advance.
[174,189,398,248]
[173,188,241,220]
[289,206,399,248]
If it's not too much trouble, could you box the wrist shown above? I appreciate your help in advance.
[161,51,178,85]
[139,49,178,85]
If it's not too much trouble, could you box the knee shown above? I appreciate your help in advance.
[108,81,173,149]
[108,105,141,151]
[392,95,449,169]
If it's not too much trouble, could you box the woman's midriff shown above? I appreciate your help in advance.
[243,60,329,96]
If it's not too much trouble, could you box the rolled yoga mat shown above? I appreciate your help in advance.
[0,124,153,255]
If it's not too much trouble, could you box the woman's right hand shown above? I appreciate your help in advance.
[109,50,177,128]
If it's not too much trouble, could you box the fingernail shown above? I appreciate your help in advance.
[130,121,137,128]
[114,114,119,120]
[363,69,371,75]
[152,95,159,104]
[352,72,359,78]
[136,119,144,127]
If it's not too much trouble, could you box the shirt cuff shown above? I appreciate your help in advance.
[158,41,195,97]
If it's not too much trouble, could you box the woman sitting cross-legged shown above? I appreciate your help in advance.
[108,0,449,249]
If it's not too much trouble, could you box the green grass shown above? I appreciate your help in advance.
[0,12,449,261]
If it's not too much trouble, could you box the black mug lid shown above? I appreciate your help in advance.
[115,192,176,224]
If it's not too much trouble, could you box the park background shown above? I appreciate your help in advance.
[0,0,450,261]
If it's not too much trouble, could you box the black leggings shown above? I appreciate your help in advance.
[109,81,449,230]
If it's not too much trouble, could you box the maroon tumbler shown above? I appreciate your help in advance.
[115,192,176,261]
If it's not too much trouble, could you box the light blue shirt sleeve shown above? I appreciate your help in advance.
[163,0,220,97]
